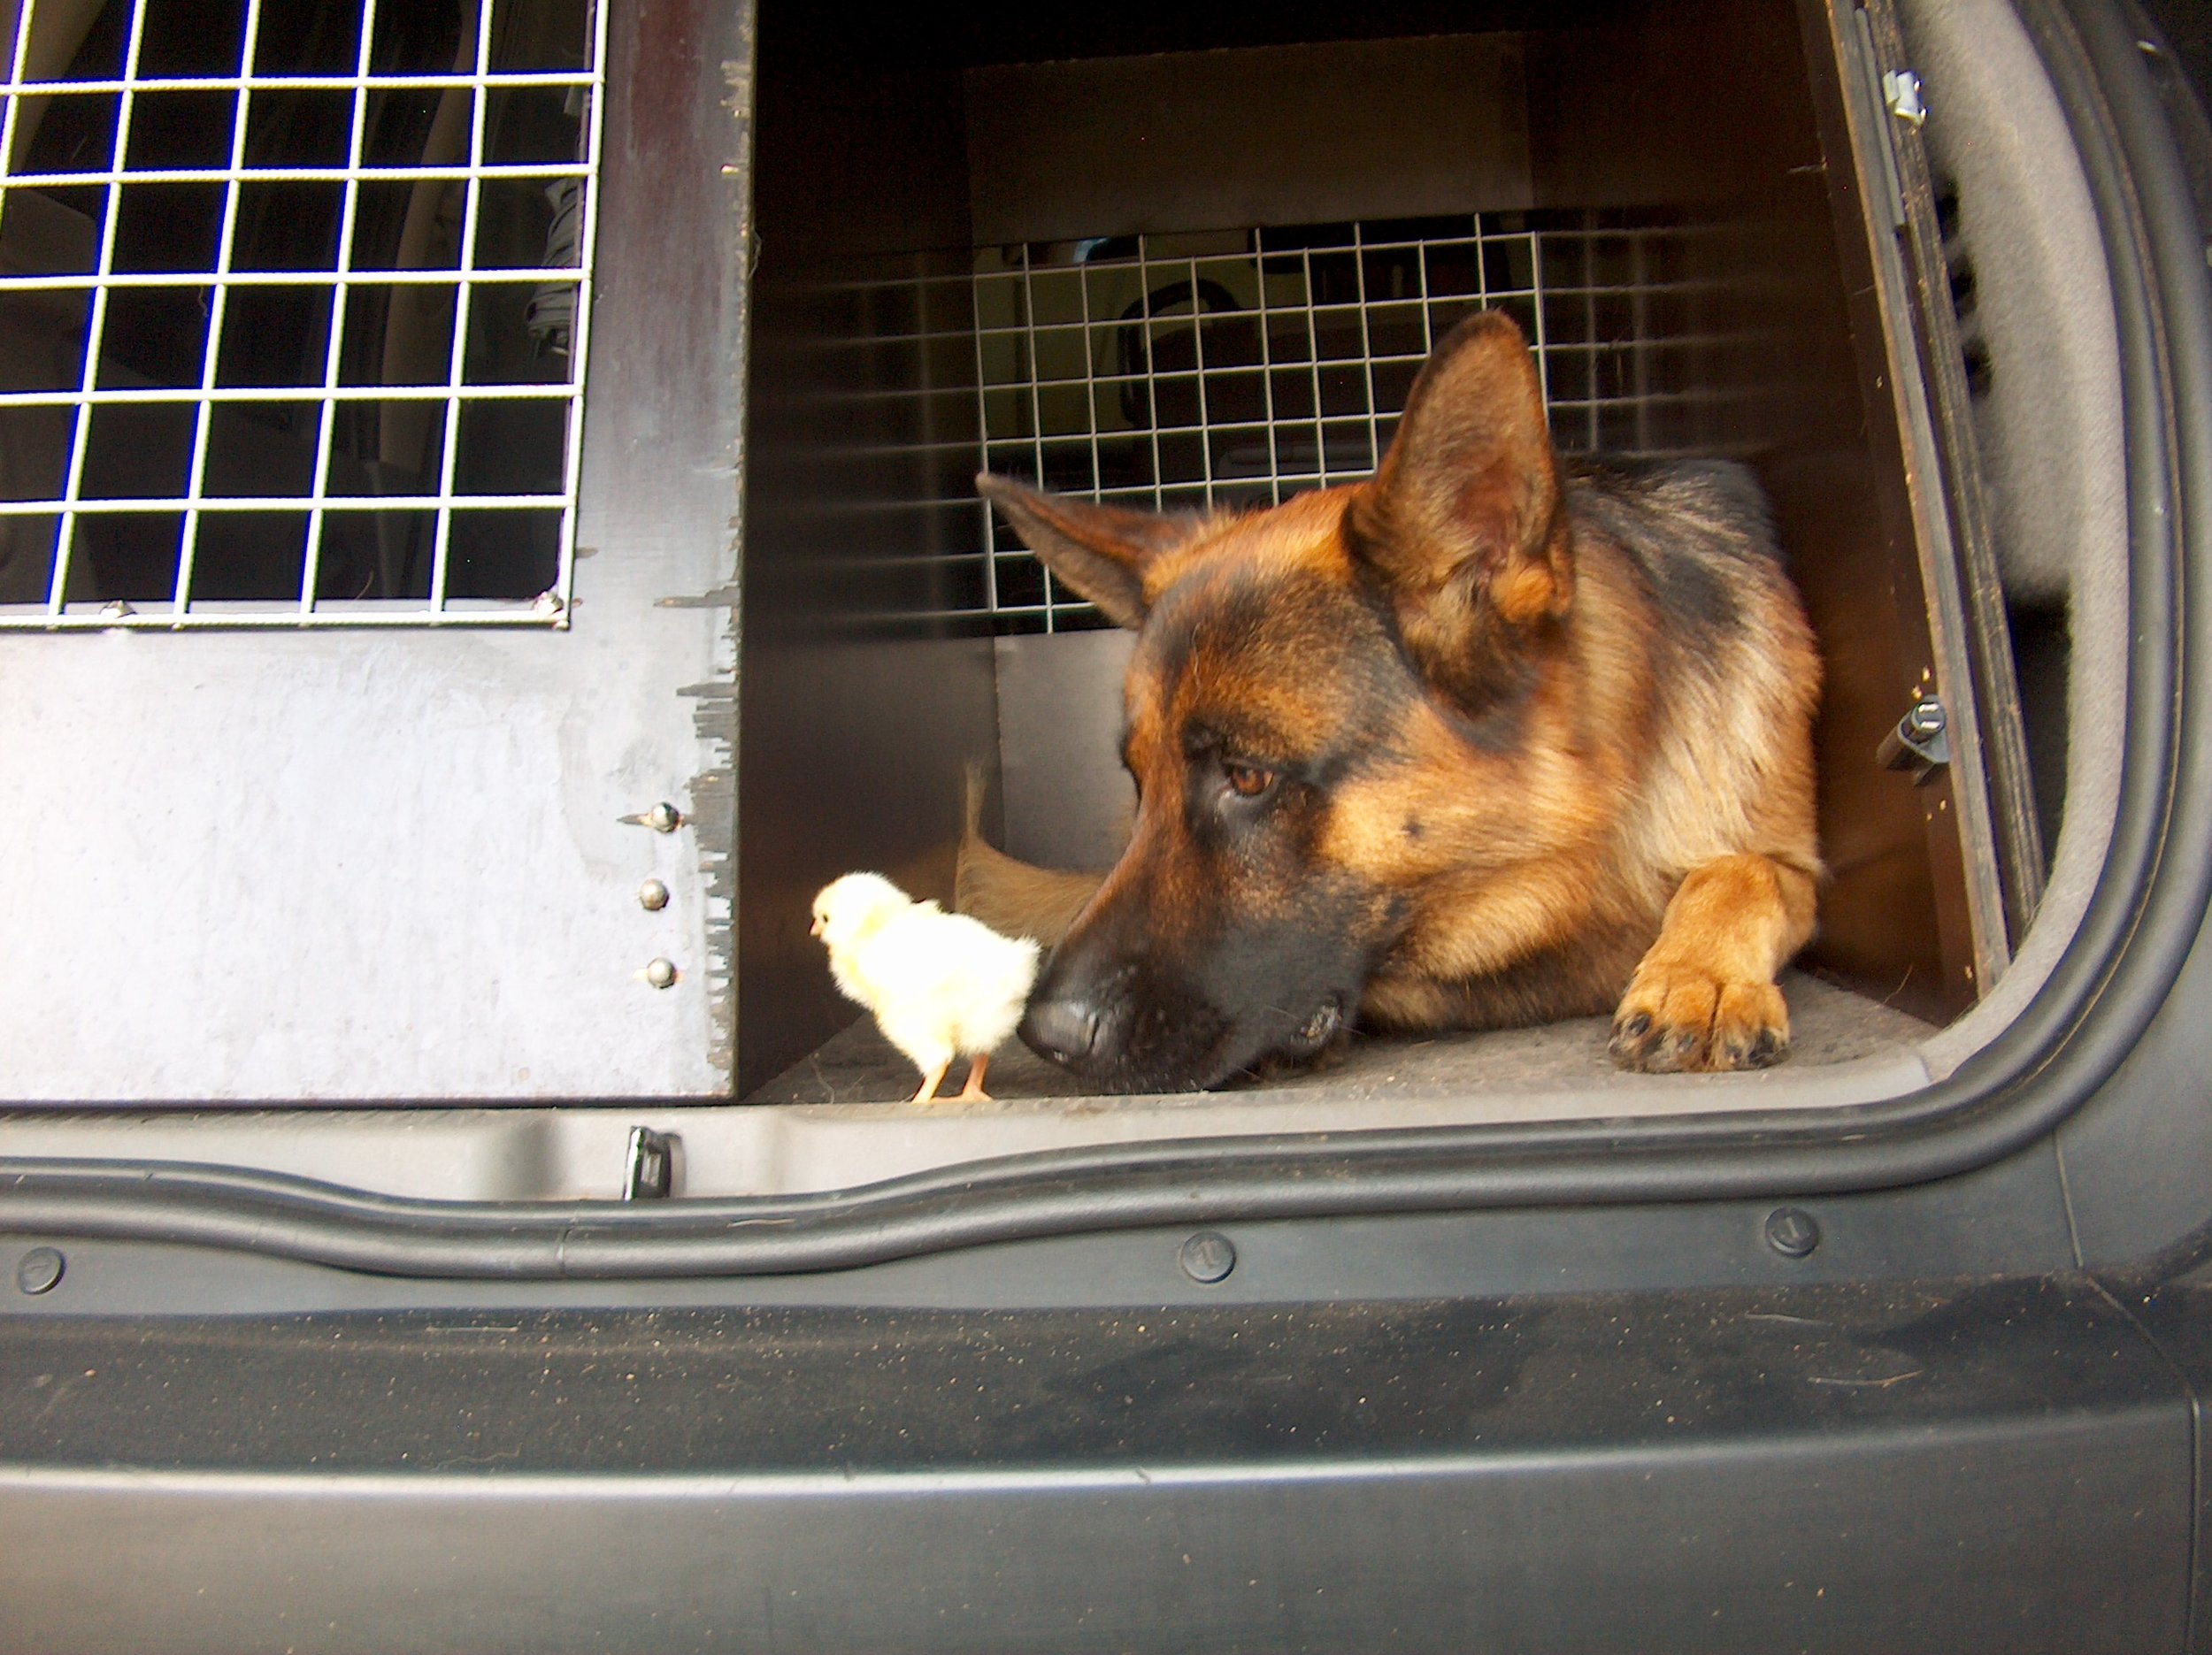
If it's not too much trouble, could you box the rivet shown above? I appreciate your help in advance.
[644,957,679,989]
[16,1246,65,1295]
[1179,1231,1236,1283]
[645,801,680,833]
[637,878,670,911]
[1764,1207,1821,1258]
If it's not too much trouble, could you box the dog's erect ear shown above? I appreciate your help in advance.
[976,473,1205,629]
[1348,311,1571,694]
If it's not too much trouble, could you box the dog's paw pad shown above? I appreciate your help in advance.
[1611,971,1788,1074]
[1716,1022,1786,1070]
[1610,1005,1687,1069]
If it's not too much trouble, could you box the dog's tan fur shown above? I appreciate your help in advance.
[955,767,1103,948]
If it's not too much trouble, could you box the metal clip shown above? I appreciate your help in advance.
[624,1127,680,1200]
[1878,694,1950,782]
[1883,69,1927,126]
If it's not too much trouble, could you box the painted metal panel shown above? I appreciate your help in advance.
[0,1,754,1100]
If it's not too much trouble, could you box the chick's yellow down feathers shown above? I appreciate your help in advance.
[810,872,1042,1104]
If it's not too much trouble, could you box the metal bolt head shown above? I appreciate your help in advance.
[645,801,681,833]
[637,878,671,912]
[1764,1207,1821,1258]
[16,1246,64,1295]
[644,957,678,990]
[1179,1231,1236,1283]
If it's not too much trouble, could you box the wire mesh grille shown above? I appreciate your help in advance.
[0,0,604,629]
[973,212,1753,632]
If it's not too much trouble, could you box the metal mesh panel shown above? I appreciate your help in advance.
[0,0,605,629]
[973,212,1754,632]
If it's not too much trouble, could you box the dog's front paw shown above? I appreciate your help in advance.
[1609,967,1789,1073]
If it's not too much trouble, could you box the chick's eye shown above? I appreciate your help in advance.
[1224,760,1276,798]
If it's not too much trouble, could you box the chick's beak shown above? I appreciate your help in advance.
[809,915,824,938]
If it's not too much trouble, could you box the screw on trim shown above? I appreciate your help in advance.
[1764,1207,1821,1258]
[1179,1231,1237,1283]
[16,1247,65,1294]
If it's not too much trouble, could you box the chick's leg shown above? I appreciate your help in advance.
[951,1054,994,1103]
[909,1059,950,1105]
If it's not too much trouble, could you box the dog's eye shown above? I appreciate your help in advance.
[1224,761,1276,798]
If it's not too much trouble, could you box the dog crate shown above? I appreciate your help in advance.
[0,0,2128,1195]
[731,0,2109,1130]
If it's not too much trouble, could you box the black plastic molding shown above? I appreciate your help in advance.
[0,0,2208,1278]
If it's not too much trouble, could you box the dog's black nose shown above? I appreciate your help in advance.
[1020,994,1106,1066]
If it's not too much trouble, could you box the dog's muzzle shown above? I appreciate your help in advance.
[1018,959,1232,1092]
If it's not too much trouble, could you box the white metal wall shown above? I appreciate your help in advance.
[0,0,746,1100]
[0,616,727,1100]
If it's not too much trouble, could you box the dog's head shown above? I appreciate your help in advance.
[985,312,1577,1092]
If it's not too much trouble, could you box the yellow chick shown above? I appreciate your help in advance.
[810,872,1042,1104]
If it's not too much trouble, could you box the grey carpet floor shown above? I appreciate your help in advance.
[747,969,1936,1107]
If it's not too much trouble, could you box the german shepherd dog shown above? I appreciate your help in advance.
[967,310,1821,1094]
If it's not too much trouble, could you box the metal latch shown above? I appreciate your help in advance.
[624,1127,680,1200]
[1878,694,1950,782]
[1883,68,1927,126]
